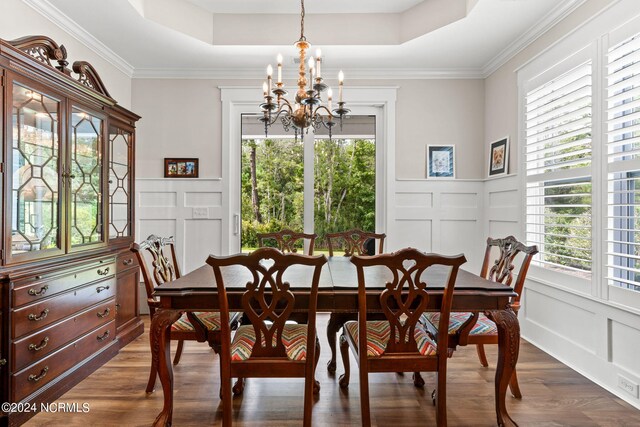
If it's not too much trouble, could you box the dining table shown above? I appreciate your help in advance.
[149,256,521,427]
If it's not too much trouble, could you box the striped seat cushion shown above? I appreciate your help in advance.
[422,312,497,336]
[171,312,222,332]
[230,324,309,361]
[344,320,437,357]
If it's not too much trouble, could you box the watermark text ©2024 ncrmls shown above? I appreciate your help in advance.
[1,401,90,414]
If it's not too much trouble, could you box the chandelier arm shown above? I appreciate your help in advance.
[267,102,294,126]
[313,105,335,119]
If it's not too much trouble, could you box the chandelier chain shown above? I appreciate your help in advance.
[299,0,306,41]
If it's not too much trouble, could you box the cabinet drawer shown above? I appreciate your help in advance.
[12,260,116,307]
[116,251,138,275]
[12,278,116,339]
[12,321,115,402]
[12,299,115,371]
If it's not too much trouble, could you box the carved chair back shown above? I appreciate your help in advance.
[480,236,538,312]
[326,229,386,257]
[207,248,327,360]
[257,229,317,255]
[130,235,181,317]
[351,248,466,357]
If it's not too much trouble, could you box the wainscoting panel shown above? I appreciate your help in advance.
[393,180,484,271]
[394,220,433,252]
[524,288,597,353]
[184,219,222,274]
[136,178,224,275]
[610,320,640,378]
[484,175,520,239]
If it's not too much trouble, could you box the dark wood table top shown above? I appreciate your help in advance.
[154,257,516,312]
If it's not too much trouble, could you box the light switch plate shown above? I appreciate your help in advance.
[192,207,209,219]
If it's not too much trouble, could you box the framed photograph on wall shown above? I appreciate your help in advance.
[488,137,509,177]
[426,145,455,178]
[164,158,199,178]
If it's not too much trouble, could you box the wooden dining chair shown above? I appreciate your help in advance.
[421,235,538,398]
[207,248,327,427]
[325,229,385,257]
[131,235,240,393]
[325,229,386,373]
[257,229,318,255]
[338,248,466,426]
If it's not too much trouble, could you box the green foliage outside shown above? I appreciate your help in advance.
[241,137,375,251]
[540,132,592,274]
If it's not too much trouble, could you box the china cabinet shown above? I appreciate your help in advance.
[0,36,142,426]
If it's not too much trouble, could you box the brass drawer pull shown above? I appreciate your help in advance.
[28,285,49,296]
[0,359,6,367]
[28,337,49,352]
[122,258,133,266]
[97,330,110,342]
[96,285,110,293]
[28,308,49,321]
[97,267,110,276]
[28,366,49,382]
[97,308,111,318]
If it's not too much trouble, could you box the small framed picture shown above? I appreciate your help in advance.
[488,137,509,177]
[426,145,455,178]
[164,158,199,178]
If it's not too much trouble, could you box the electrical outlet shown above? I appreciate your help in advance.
[618,375,639,398]
[192,207,209,219]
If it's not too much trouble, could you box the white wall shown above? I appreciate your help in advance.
[484,0,640,410]
[1,0,132,108]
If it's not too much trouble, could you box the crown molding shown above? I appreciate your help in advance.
[132,67,485,80]
[481,0,588,78]
[22,0,135,77]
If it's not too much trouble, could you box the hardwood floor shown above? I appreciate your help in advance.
[26,314,640,426]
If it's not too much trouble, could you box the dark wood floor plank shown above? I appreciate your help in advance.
[25,314,640,426]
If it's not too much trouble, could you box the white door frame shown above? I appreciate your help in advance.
[220,86,398,254]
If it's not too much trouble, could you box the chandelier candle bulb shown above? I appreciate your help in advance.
[267,64,273,92]
[263,82,268,97]
[338,70,344,103]
[328,88,332,111]
[308,57,314,90]
[316,49,322,78]
[277,54,283,84]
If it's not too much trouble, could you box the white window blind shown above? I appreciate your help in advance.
[525,61,593,277]
[606,31,640,293]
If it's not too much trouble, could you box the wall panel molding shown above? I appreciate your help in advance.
[136,178,224,275]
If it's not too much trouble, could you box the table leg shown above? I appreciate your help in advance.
[151,309,182,427]
[485,308,520,427]
[326,313,355,373]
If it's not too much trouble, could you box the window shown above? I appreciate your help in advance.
[606,31,640,292]
[525,61,593,278]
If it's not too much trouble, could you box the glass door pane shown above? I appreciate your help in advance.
[70,107,103,247]
[11,84,61,255]
[240,115,304,251]
[314,116,376,253]
[108,127,131,239]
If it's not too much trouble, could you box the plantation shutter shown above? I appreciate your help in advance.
[525,61,593,277]
[606,31,640,292]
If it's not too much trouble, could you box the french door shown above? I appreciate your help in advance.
[239,112,378,253]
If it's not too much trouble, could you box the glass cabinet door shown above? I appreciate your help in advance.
[10,84,62,256]
[108,126,132,239]
[69,107,103,247]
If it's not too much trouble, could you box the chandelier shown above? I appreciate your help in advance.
[259,0,349,139]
